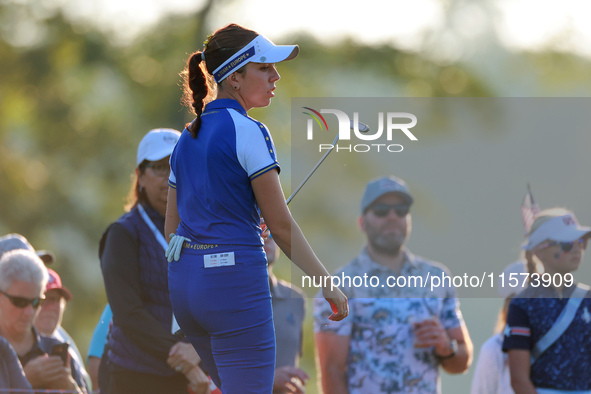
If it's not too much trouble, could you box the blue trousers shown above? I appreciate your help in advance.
[168,244,275,393]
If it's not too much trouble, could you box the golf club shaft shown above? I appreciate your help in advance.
[286,120,369,205]
[286,132,340,205]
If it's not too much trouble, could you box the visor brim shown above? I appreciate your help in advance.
[252,45,299,63]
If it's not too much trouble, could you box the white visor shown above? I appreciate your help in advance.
[212,35,299,83]
[523,214,591,250]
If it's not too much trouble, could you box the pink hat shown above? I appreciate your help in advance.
[45,269,72,301]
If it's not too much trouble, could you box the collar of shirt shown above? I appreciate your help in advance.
[357,246,419,276]
[204,98,247,116]
[18,327,45,366]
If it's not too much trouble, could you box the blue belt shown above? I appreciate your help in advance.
[181,240,220,251]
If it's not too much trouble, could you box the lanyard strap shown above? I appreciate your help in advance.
[531,283,589,363]
[137,204,168,251]
[137,204,182,335]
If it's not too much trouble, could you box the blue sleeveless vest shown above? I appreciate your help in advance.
[107,204,175,376]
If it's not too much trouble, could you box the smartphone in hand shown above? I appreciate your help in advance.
[50,343,69,366]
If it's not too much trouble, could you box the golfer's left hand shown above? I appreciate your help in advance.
[166,233,190,262]
[185,365,210,394]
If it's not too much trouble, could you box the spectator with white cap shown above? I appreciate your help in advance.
[100,128,209,394]
[503,208,591,393]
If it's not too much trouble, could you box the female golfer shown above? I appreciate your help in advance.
[165,24,348,393]
[503,208,591,393]
[100,128,209,394]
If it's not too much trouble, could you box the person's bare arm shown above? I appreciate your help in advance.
[315,332,350,394]
[413,318,472,373]
[251,170,348,321]
[87,356,100,392]
[508,349,537,394]
[165,187,181,243]
[438,324,472,373]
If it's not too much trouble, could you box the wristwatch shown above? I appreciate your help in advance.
[435,339,458,360]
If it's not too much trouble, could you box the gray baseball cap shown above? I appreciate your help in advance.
[0,233,54,265]
[360,175,413,214]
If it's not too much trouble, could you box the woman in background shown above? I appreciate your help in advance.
[100,128,209,394]
[503,208,591,393]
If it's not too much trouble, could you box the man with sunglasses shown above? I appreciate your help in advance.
[314,175,472,394]
[0,235,92,391]
[0,250,85,393]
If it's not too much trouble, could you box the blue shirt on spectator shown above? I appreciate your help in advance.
[19,328,88,393]
[314,248,464,394]
[503,284,591,390]
[0,336,31,392]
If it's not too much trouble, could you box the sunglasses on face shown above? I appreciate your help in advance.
[544,237,587,253]
[0,290,45,309]
[144,162,170,177]
[369,203,411,218]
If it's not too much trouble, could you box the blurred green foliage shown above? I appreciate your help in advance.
[2,0,591,392]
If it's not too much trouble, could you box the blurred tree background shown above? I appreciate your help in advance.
[2,0,591,392]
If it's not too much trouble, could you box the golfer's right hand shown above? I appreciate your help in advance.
[166,233,190,262]
[322,285,349,321]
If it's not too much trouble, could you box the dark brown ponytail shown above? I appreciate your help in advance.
[180,24,258,138]
[181,51,212,138]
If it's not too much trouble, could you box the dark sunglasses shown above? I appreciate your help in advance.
[369,203,410,218]
[0,290,45,309]
[545,238,587,253]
